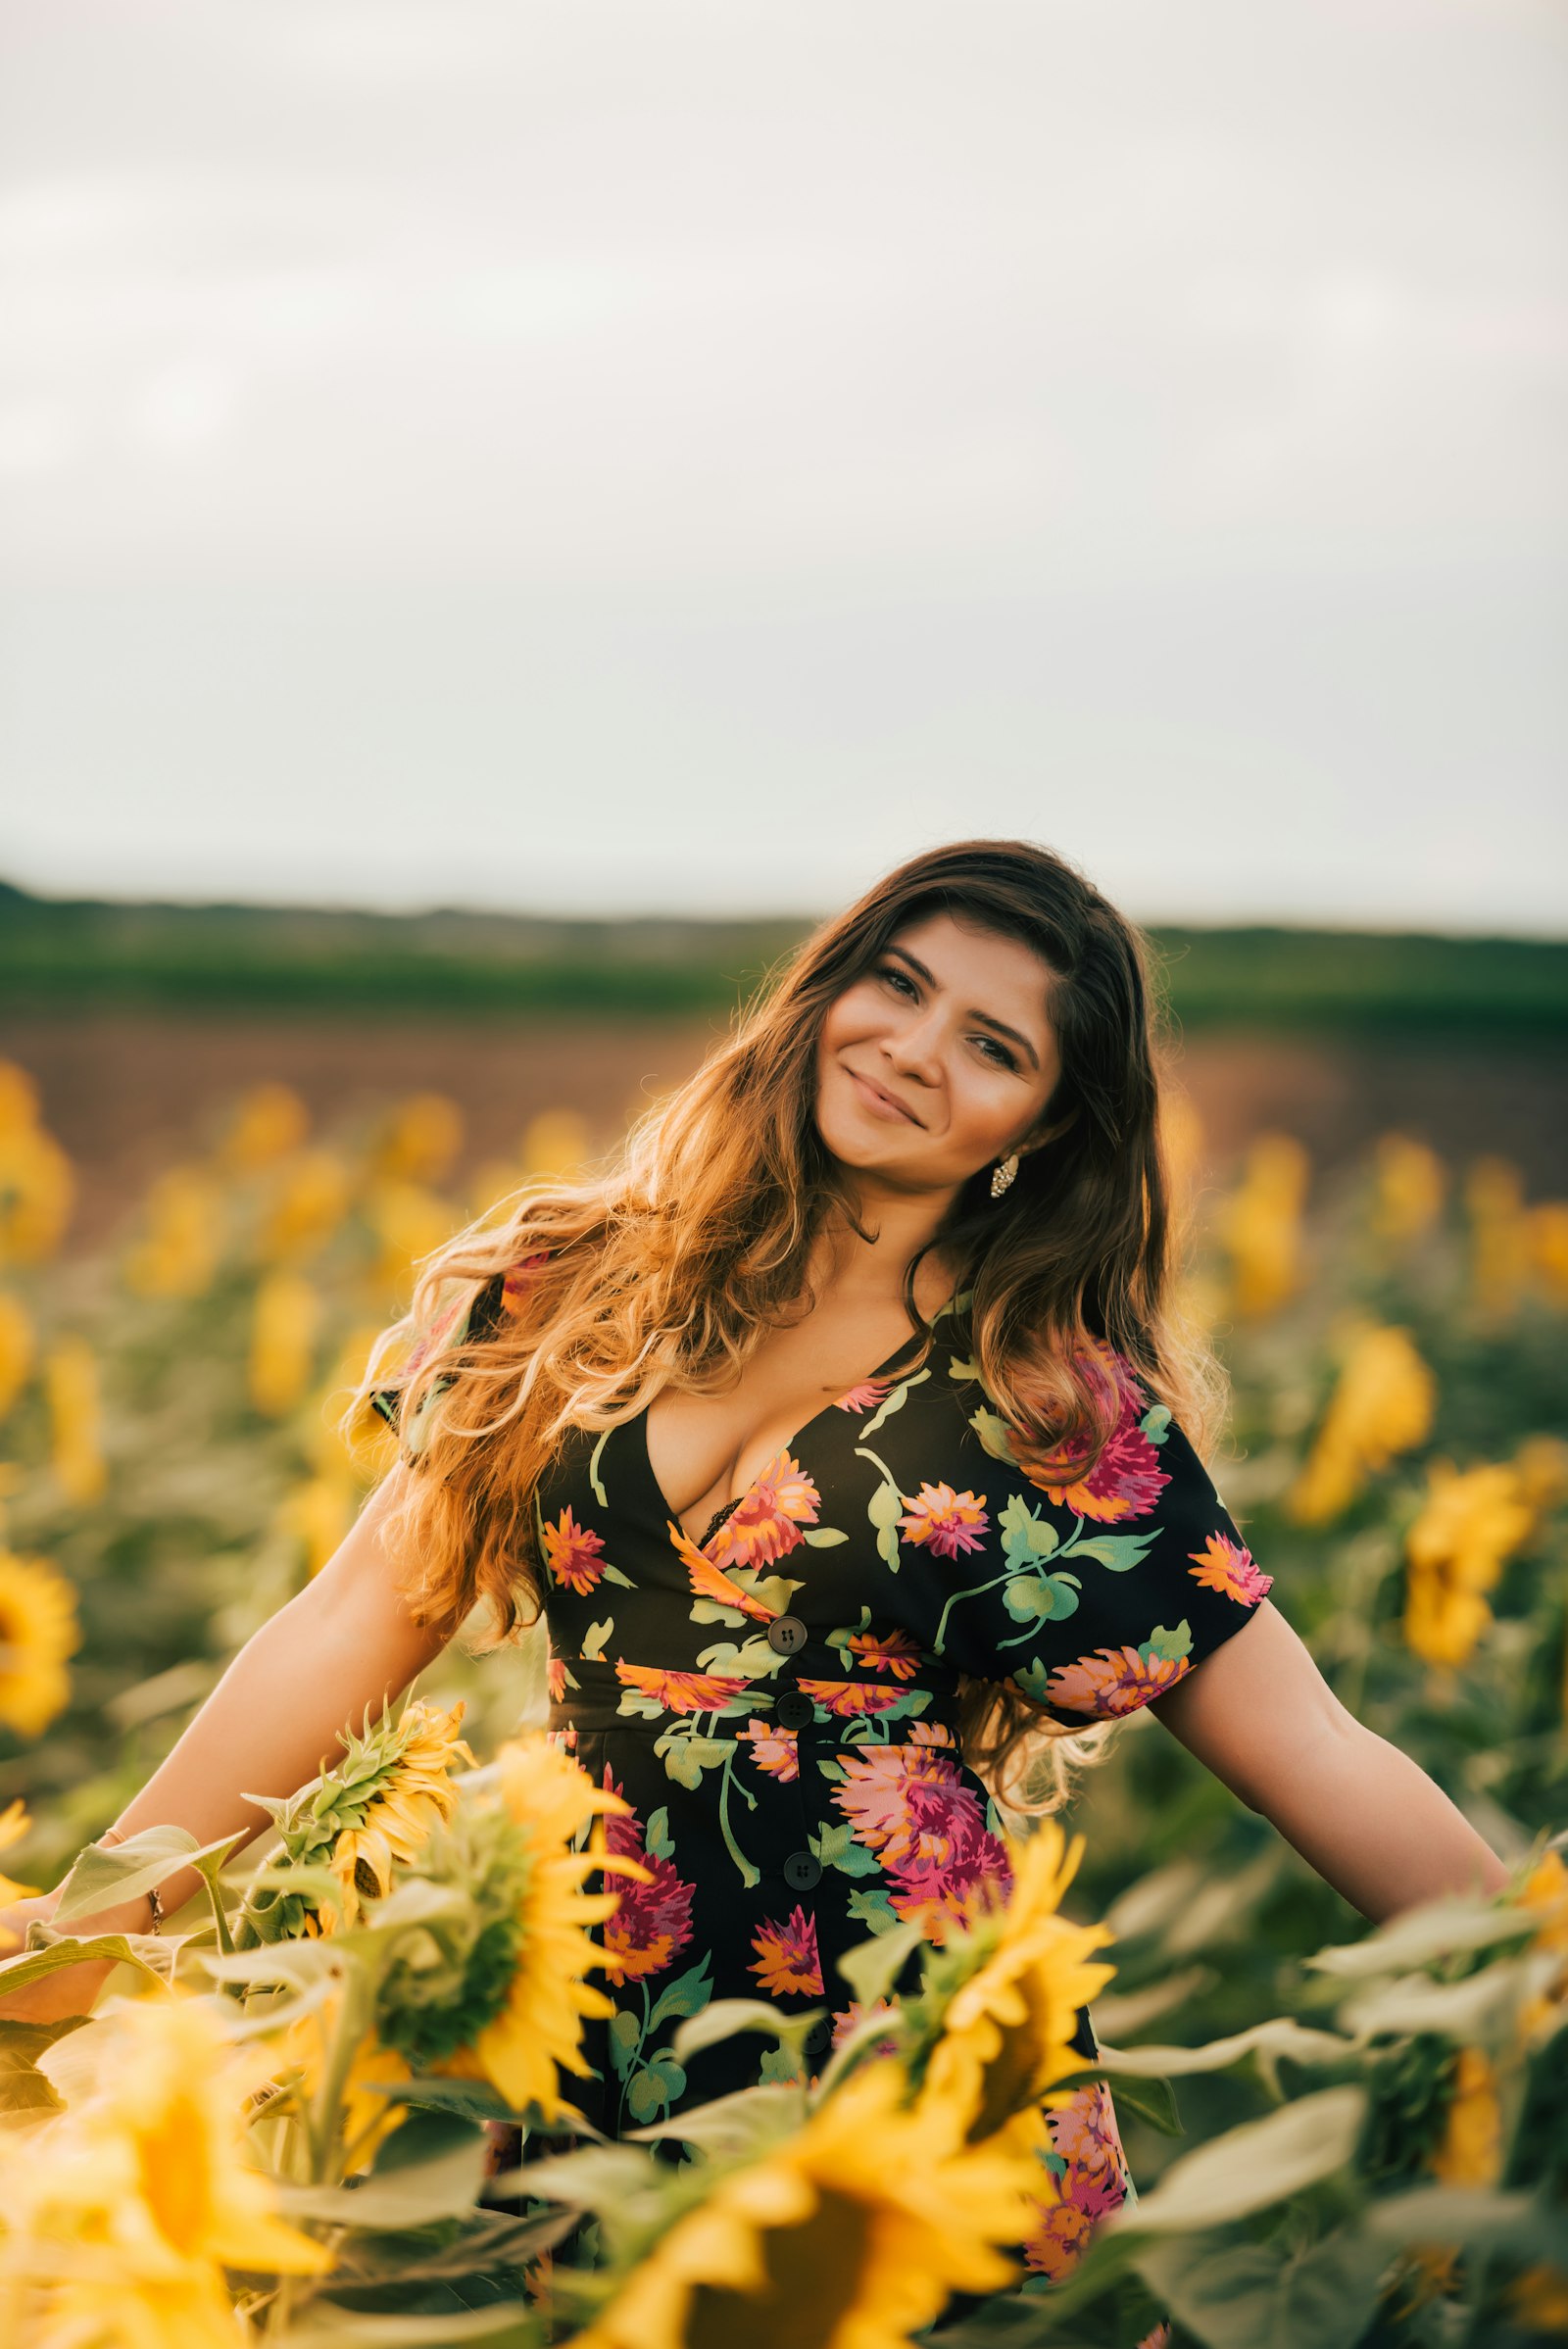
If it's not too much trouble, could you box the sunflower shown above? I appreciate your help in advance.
[572,2056,1040,2349]
[0,1991,330,2349]
[420,1735,650,2124]
[906,1819,1117,2149]
[0,1546,80,1739]
[238,1695,475,1943]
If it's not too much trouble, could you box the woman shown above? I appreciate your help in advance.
[0,838,1507,2303]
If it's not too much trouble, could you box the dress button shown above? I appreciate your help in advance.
[774,1689,814,1732]
[783,1849,821,1891]
[766,1613,808,1655]
[803,2016,834,2060]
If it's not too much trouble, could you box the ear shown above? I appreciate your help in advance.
[1020,1102,1079,1155]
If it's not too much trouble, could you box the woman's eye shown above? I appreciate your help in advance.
[877,964,916,997]
[976,1037,1017,1070]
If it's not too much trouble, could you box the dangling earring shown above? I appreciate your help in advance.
[990,1152,1019,1199]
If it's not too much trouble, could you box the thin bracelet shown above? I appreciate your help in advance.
[98,1824,162,1934]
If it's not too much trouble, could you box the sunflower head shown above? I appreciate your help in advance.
[900,1822,1116,2148]
[569,2055,1041,2349]
[240,1694,475,1942]
[0,1545,80,1740]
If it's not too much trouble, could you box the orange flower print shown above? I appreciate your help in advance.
[614,1662,754,1714]
[1012,1338,1170,1524]
[750,1903,823,1996]
[541,1503,608,1595]
[835,1377,893,1414]
[1188,1531,1273,1604]
[845,1626,923,1680]
[897,1482,989,1561]
[547,1655,567,1702]
[737,1717,800,1782]
[1021,2195,1094,2284]
[666,1518,773,1620]
[1045,1634,1193,1719]
[706,1450,820,1573]
[796,1679,907,1718]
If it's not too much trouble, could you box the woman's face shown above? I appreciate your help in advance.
[813,910,1064,1194]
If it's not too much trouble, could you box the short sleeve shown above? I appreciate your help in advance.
[368,1251,548,1456]
[941,1350,1272,1722]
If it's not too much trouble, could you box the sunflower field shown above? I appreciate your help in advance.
[0,1055,1566,2347]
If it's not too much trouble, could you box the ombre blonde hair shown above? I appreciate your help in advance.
[350,839,1229,1816]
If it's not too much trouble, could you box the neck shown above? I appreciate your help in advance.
[813,1175,961,1309]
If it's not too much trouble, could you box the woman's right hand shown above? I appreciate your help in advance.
[0,1884,150,2025]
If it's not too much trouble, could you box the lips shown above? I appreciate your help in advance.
[846,1066,923,1127]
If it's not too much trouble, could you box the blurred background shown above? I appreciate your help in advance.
[0,0,1566,2120]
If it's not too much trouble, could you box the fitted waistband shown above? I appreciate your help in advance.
[547,1650,967,1744]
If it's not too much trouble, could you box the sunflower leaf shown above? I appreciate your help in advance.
[51,1825,245,1926]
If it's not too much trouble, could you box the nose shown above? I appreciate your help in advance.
[880,1003,945,1090]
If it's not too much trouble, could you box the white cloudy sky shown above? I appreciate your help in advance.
[1,0,1565,930]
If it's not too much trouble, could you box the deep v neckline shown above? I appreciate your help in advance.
[637,1297,955,1548]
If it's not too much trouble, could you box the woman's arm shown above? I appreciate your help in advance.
[0,1466,455,2018]
[1150,1601,1511,1922]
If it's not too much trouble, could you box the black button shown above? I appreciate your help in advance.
[775,1690,813,1732]
[783,1849,821,1891]
[803,2017,833,2060]
[766,1613,808,1655]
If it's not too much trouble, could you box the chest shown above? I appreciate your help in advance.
[645,1299,935,1546]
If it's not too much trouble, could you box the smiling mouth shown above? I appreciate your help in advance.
[846,1066,923,1127]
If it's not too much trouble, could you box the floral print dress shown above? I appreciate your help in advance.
[378,1271,1272,2292]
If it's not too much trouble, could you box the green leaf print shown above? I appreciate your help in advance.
[1146,1621,1194,1664]
[865,1478,905,1574]
[1010,1658,1053,1704]
[735,1569,805,1614]
[647,1956,713,2034]
[1067,1529,1160,1573]
[582,1617,613,1661]
[697,1635,784,1680]
[625,2053,687,2122]
[655,1733,732,1788]
[1002,1570,1082,1626]
[760,2043,809,2086]
[587,1425,612,1506]
[969,1405,1018,1465]
[858,1368,930,1443]
[803,1526,849,1546]
[947,1353,981,1382]
[644,1805,674,1860]
[846,1885,902,1934]
[810,1822,882,1880]
[600,1563,637,1590]
[1141,1403,1172,1446]
[999,1491,1059,1565]
[689,1597,750,1628]
[608,2010,641,2080]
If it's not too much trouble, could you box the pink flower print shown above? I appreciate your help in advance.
[706,1450,821,1573]
[1048,2080,1133,2221]
[546,1723,578,1753]
[897,1482,990,1560]
[599,1769,696,1987]
[737,1717,800,1783]
[1188,1531,1274,1604]
[541,1502,608,1595]
[749,1903,823,1997]
[834,1377,894,1414]
[1012,1338,1171,1523]
[845,1626,923,1681]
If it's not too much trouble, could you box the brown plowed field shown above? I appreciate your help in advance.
[4,1009,1565,1254]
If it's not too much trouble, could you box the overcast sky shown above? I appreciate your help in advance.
[1,0,1565,932]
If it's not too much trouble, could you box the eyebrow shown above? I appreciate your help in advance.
[883,945,1043,1070]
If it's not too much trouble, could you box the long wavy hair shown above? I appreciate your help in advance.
[350,838,1228,1815]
